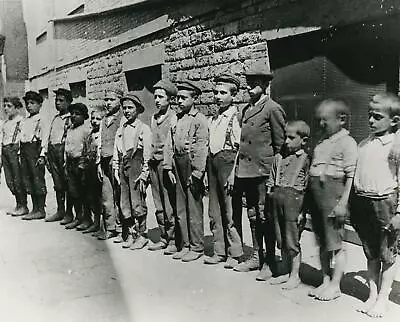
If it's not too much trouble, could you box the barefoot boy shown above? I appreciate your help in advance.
[267,121,310,289]
[308,99,357,301]
[352,93,400,318]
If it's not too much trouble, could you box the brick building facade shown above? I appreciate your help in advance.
[25,0,400,141]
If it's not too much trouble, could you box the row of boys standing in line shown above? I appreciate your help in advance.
[1,60,400,319]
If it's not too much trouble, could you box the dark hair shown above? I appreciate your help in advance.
[4,97,23,109]
[69,103,89,120]
[286,120,310,138]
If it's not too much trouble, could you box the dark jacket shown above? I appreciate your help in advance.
[236,96,286,178]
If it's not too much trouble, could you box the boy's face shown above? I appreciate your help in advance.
[368,107,394,136]
[122,100,139,121]
[70,110,85,127]
[55,95,69,114]
[214,83,234,108]
[316,103,343,137]
[285,126,305,153]
[104,92,120,116]
[4,101,18,119]
[177,90,195,114]
[90,112,103,132]
[26,99,41,115]
[154,89,170,112]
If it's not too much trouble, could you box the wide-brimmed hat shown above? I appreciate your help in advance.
[244,61,274,79]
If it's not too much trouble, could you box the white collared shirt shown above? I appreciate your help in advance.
[0,115,24,146]
[354,133,399,197]
[208,106,240,155]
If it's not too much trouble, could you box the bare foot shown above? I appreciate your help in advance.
[269,274,289,285]
[356,298,377,313]
[308,281,330,298]
[366,298,388,318]
[282,276,301,290]
[315,284,341,301]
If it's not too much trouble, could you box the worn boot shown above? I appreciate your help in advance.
[234,251,260,272]
[46,192,65,222]
[61,194,74,225]
[12,194,29,217]
[7,196,19,216]
[82,223,100,234]
[30,195,46,220]
[22,195,38,220]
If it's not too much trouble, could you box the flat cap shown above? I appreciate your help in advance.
[68,102,89,120]
[120,92,145,114]
[153,79,178,96]
[104,84,124,98]
[214,73,241,90]
[177,80,202,96]
[53,88,73,102]
[23,91,43,104]
[244,61,273,79]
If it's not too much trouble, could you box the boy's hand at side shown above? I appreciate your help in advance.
[167,170,176,185]
[390,213,400,231]
[36,156,46,167]
[329,202,347,228]
[134,177,147,195]
[114,169,120,185]
[225,171,235,196]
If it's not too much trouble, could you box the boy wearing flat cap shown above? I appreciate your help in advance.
[20,91,47,220]
[164,80,209,262]
[96,85,124,240]
[203,74,243,268]
[148,79,179,254]
[63,103,92,230]
[0,97,28,216]
[233,61,286,280]
[113,93,152,250]
[40,88,74,224]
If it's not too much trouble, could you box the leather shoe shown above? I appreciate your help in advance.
[204,255,225,265]
[182,250,203,262]
[122,235,135,248]
[76,221,92,231]
[65,219,80,230]
[97,230,118,240]
[45,211,65,222]
[82,224,99,234]
[130,236,149,250]
[12,206,29,217]
[224,257,239,269]
[60,214,74,225]
[256,263,273,281]
[30,211,46,220]
[148,241,167,251]
[22,212,36,220]
[234,254,260,272]
[113,233,124,243]
[164,244,178,255]
[172,248,189,260]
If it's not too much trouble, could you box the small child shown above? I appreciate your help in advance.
[20,91,47,220]
[308,98,357,301]
[266,121,310,289]
[63,103,91,230]
[113,93,152,250]
[352,93,400,318]
[0,97,27,216]
[81,109,104,234]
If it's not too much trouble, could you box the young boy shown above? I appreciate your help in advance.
[203,74,243,268]
[113,93,152,250]
[20,91,47,220]
[266,121,310,289]
[352,93,400,318]
[0,97,27,216]
[81,109,104,234]
[40,88,73,224]
[164,80,209,262]
[63,103,91,230]
[96,86,124,240]
[148,79,178,254]
[308,98,357,301]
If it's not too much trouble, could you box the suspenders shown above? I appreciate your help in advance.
[61,116,70,144]
[223,112,238,152]
[31,118,41,143]
[11,121,21,144]
[274,153,308,188]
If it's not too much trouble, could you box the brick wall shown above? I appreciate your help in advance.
[29,0,400,118]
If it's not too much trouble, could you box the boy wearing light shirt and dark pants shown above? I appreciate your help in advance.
[351,93,400,318]
[203,74,243,268]
[20,91,47,220]
[113,93,152,250]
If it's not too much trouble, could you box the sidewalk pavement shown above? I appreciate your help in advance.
[0,174,399,322]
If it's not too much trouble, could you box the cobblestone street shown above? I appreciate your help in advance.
[0,175,399,322]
